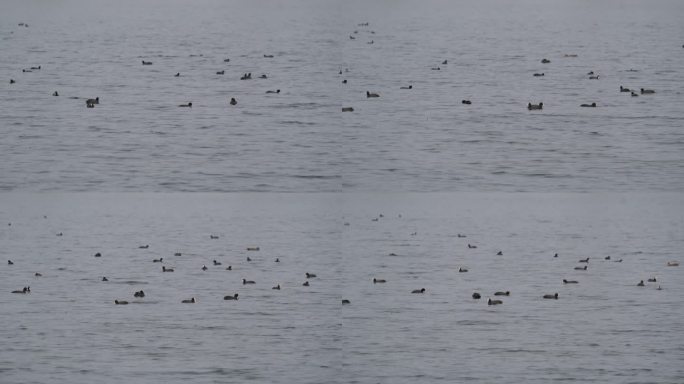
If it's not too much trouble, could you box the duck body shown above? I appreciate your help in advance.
[581,103,597,107]
[543,293,559,299]
[488,298,502,305]
[182,297,196,303]
[528,102,543,110]
[411,288,426,294]
[224,293,239,300]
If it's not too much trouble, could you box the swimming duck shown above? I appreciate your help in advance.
[225,266,232,270]
[272,284,280,290]
[246,257,251,262]
[528,102,543,110]
[134,290,145,298]
[411,288,426,294]
[302,281,310,286]
[115,300,128,305]
[462,99,471,104]
[579,258,589,263]
[467,244,477,249]
[605,256,611,260]
[102,277,108,281]
[162,266,174,272]
[373,278,386,283]
[240,73,252,80]
[264,55,274,58]
[306,273,317,278]
[275,258,280,263]
[35,272,42,277]
[563,279,578,284]
[224,293,239,300]
[11,287,30,294]
[533,73,544,77]
[138,245,149,249]
[153,258,163,263]
[541,58,550,64]
[648,277,656,282]
[181,297,195,303]
[174,253,181,256]
[229,98,237,105]
[366,91,379,98]
[178,102,192,107]
[8,260,13,265]
[342,299,351,304]
[459,267,468,272]
[86,97,99,105]
[496,251,503,256]
[472,292,481,299]
[589,75,599,80]
[224,58,230,62]
[213,260,221,265]
[641,88,655,94]
[494,291,510,296]
[580,103,597,107]
[667,261,679,266]
[246,247,259,251]
[631,92,639,97]
[657,285,662,290]
[349,35,355,40]
[53,91,59,96]
[266,89,280,94]
[142,61,152,65]
[431,67,440,70]
[259,74,268,79]
[201,265,208,271]
[400,85,413,89]
[342,79,347,84]
[94,252,102,257]
[174,72,180,77]
[574,265,588,270]
[242,279,255,284]
[488,298,502,305]
[620,86,631,92]
[216,70,224,75]
[637,280,644,286]
[10,79,15,84]
[543,293,559,299]
[442,60,448,65]
[457,234,466,238]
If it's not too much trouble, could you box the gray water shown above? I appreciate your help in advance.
[1,0,684,383]
[1,0,684,192]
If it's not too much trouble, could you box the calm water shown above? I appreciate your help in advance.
[1,193,683,383]
[1,0,684,383]
[1,0,684,192]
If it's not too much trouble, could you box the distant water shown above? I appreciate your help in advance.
[1,0,684,192]
[1,193,683,383]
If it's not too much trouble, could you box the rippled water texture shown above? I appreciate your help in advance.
[1,0,684,192]
[1,193,683,384]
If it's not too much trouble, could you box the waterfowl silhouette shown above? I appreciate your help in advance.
[210,235,219,239]
[224,58,230,62]
[264,54,274,58]
[342,299,351,304]
[8,260,13,265]
[400,85,413,89]
[637,280,645,286]
[302,281,310,286]
[10,79,15,84]
[648,277,656,282]
[178,102,192,107]
[259,74,268,79]
[667,261,679,266]
[459,268,468,272]
[35,272,42,277]
[230,98,237,105]
[442,60,448,65]
[162,266,174,272]
[631,92,639,97]
[272,284,280,290]
[533,73,544,77]
[225,266,232,270]
[142,61,152,65]
[242,279,255,284]
[216,70,224,75]
[275,258,280,263]
[213,260,221,266]
[139,245,149,249]
[472,292,481,299]
[575,265,588,270]
[641,88,655,94]
[181,297,196,303]
[174,253,181,256]
[488,298,502,305]
[431,67,440,70]
[620,86,631,92]
[457,234,466,238]
[494,291,510,296]
[543,293,559,299]
[11,287,30,294]
[496,251,503,256]
[265,89,280,94]
[581,103,597,107]
[411,288,426,294]
[94,252,102,257]
[579,258,589,263]
[467,244,477,249]
[153,258,163,263]
[201,265,208,271]
[528,102,543,110]
[306,273,317,278]
[224,293,239,300]
[246,257,251,262]
[102,277,108,281]
[246,247,259,251]
[541,58,550,63]
[462,99,471,104]
[86,97,99,106]
[373,278,386,283]
[366,91,379,98]
[563,279,578,284]
[52,91,59,96]
[134,290,145,298]
[174,72,180,77]
[342,79,347,84]
[589,75,599,80]
[115,300,128,305]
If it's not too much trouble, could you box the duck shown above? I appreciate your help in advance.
[223,58,230,62]
[488,298,502,305]
[246,246,259,251]
[134,290,145,298]
[216,70,224,75]
[102,277,108,281]
[462,99,471,104]
[411,288,426,294]
[246,257,251,262]
[52,91,59,96]
[174,253,181,256]
[142,61,152,65]
[657,285,662,290]
[667,261,679,266]
[225,266,232,270]
[349,35,356,40]
[533,73,544,77]
[494,291,510,296]
[641,88,655,94]
[431,67,440,70]
[306,273,317,278]
[605,256,611,260]
[580,103,597,107]
[86,97,99,105]
[162,266,174,272]
[35,272,42,277]
[554,253,558,258]
[153,258,163,263]
[541,58,550,64]
[614,259,623,262]
[400,85,413,89]
[620,86,631,92]
[178,102,192,108]
[11,287,30,294]
[201,265,208,271]
[528,102,543,110]
[138,245,149,249]
[265,89,280,94]
[259,74,268,79]
[213,260,221,266]
[181,297,196,303]
[114,300,129,305]
[472,292,481,299]
[94,252,102,257]
[302,281,310,286]
[22,69,32,73]
[224,293,239,300]
[242,279,255,284]
[263,54,274,58]
[174,72,180,77]
[366,91,379,98]
[10,79,15,84]
[631,92,639,97]
[275,258,280,263]
[459,267,468,272]
[8,260,13,265]
[496,251,503,256]
[342,299,351,304]
[637,280,645,286]
[272,284,280,290]
[574,266,587,270]
[240,73,252,80]
[342,79,347,84]
[229,98,237,105]
[543,293,559,299]
[579,258,589,263]
[30,66,41,70]
[467,244,477,249]
[563,279,578,284]
[589,75,599,80]
[373,278,386,283]
[648,277,657,282]
[457,234,466,238]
